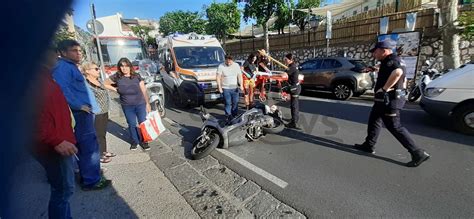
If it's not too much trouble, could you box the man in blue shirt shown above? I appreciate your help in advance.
[53,40,111,190]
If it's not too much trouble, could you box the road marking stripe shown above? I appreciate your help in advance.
[215,149,289,189]
[163,117,176,125]
[298,96,423,112]
[163,117,288,188]
[300,96,373,107]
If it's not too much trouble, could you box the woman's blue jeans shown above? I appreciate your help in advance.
[121,104,147,145]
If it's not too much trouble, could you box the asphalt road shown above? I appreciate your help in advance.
[163,91,474,218]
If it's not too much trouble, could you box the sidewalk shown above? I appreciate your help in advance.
[10,93,306,218]
[10,116,198,218]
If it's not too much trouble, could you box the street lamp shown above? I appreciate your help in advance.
[309,16,320,57]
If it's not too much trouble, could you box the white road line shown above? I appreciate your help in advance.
[164,116,288,188]
[215,149,289,189]
[300,96,373,107]
[163,117,175,125]
[298,96,424,112]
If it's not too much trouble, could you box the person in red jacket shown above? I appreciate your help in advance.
[35,49,78,219]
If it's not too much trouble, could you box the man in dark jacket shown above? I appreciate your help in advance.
[284,53,301,129]
[354,40,430,167]
[35,49,78,219]
[53,40,111,190]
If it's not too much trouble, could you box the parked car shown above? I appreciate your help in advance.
[420,61,474,135]
[298,57,375,100]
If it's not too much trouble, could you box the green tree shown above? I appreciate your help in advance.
[273,0,294,34]
[205,2,240,49]
[293,0,320,31]
[241,0,290,52]
[159,11,207,35]
[75,25,94,62]
[131,25,154,44]
[52,26,75,49]
[458,11,474,40]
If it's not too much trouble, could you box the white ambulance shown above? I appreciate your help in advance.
[157,33,225,107]
[420,61,474,135]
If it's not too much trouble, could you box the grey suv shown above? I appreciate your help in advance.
[298,57,375,100]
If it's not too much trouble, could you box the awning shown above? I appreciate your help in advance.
[296,0,369,16]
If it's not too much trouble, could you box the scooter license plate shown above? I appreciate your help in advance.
[210,94,220,99]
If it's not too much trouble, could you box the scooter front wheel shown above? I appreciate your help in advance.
[408,88,421,102]
[152,100,166,118]
[191,132,220,160]
[262,118,285,134]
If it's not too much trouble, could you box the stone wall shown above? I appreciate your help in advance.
[419,37,474,71]
[231,38,474,78]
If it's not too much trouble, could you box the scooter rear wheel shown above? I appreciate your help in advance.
[191,132,220,160]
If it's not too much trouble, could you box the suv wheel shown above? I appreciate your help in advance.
[333,83,353,100]
[453,103,474,135]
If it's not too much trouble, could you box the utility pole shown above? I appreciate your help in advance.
[90,3,106,80]
[326,11,332,57]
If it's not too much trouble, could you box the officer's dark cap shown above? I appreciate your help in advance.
[370,40,396,53]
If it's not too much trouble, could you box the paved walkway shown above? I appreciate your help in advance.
[9,93,305,218]
[10,118,199,218]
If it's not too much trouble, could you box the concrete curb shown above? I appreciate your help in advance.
[155,118,307,218]
[107,91,306,218]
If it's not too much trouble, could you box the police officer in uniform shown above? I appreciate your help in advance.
[354,40,430,167]
[284,53,301,129]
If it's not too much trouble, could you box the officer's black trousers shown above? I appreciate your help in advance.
[364,103,420,153]
[290,86,301,124]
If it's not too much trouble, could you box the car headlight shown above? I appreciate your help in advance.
[179,73,197,82]
[424,87,446,98]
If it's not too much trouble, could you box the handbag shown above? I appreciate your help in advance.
[139,111,166,142]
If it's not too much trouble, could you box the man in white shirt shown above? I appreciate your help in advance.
[217,55,244,121]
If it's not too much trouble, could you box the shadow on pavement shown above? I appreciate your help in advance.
[292,98,474,146]
[277,128,407,167]
[10,153,138,218]
[177,124,201,159]
[107,120,131,144]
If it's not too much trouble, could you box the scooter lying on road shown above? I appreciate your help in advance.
[408,60,443,102]
[191,104,285,160]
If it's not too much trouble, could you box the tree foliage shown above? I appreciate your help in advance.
[241,0,285,27]
[273,0,294,34]
[458,11,474,40]
[131,25,154,43]
[74,25,94,61]
[205,2,240,40]
[159,11,207,35]
[293,0,320,31]
[53,26,75,49]
[241,0,290,52]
